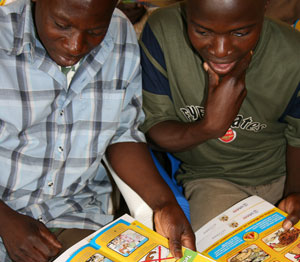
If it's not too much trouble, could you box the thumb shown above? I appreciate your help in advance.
[168,230,183,260]
[181,233,196,252]
[278,199,300,230]
[39,226,62,249]
[203,62,219,89]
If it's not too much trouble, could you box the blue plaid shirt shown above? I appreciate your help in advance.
[0,0,145,259]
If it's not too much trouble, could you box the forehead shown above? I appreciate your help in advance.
[187,0,265,23]
[45,0,116,25]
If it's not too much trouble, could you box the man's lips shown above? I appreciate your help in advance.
[208,61,237,75]
[50,51,82,67]
[57,54,80,67]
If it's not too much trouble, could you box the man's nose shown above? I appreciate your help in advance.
[209,36,233,58]
[65,32,85,56]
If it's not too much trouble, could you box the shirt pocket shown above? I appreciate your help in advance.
[73,89,125,123]
[70,89,126,155]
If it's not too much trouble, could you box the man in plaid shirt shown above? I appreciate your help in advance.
[0,0,195,261]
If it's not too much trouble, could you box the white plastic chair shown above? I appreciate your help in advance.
[103,155,154,229]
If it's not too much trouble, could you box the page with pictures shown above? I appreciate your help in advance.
[195,195,300,262]
[54,214,215,262]
[53,214,135,262]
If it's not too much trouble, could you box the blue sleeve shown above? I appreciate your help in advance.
[140,22,172,100]
[279,82,300,121]
[280,82,300,147]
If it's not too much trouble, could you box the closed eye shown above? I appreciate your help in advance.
[195,29,210,36]
[55,21,70,30]
[232,31,249,37]
[87,29,106,37]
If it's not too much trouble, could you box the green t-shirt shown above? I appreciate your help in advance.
[139,3,300,186]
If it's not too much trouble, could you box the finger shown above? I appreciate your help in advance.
[39,226,62,249]
[33,238,60,259]
[10,252,39,262]
[154,211,169,238]
[28,248,49,262]
[180,232,196,252]
[14,244,49,262]
[204,62,219,88]
[4,235,48,262]
[168,232,183,260]
[283,212,300,231]
[38,227,62,257]
[154,211,183,259]
[278,199,287,212]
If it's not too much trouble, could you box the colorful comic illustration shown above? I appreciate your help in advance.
[285,243,300,262]
[138,245,172,262]
[85,253,113,262]
[107,229,148,257]
[243,232,259,242]
[262,227,300,252]
[227,244,270,262]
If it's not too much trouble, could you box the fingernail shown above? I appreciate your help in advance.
[203,62,208,72]
[283,220,292,230]
[250,50,253,56]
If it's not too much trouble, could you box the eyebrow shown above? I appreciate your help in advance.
[190,20,257,32]
[53,13,107,31]
[88,25,107,31]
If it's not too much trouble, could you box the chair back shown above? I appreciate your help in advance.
[150,149,191,222]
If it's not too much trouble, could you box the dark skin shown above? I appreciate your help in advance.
[0,1,117,260]
[0,0,195,261]
[106,143,195,259]
[279,146,300,231]
[33,0,117,67]
[146,0,300,232]
[0,202,62,262]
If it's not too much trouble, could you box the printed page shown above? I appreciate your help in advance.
[196,195,274,251]
[54,213,215,262]
[131,221,216,262]
[196,195,300,262]
[53,214,135,262]
[82,218,213,262]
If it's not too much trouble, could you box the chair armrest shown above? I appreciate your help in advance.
[102,155,154,229]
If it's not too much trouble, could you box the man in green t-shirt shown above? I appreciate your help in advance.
[140,0,300,231]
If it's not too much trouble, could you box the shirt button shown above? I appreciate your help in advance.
[58,146,64,152]
[48,182,54,187]
[60,110,64,116]
[38,216,43,222]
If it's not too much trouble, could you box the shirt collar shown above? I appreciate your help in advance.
[1,0,38,59]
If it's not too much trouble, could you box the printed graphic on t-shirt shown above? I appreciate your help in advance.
[218,128,237,143]
[180,105,267,143]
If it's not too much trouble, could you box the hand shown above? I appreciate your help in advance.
[154,204,196,259]
[278,193,300,230]
[203,52,252,138]
[0,206,62,262]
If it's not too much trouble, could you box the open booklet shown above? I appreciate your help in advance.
[195,195,300,262]
[54,214,214,262]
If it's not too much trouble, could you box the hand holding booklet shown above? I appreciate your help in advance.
[195,195,300,262]
[53,214,214,262]
[54,195,300,262]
